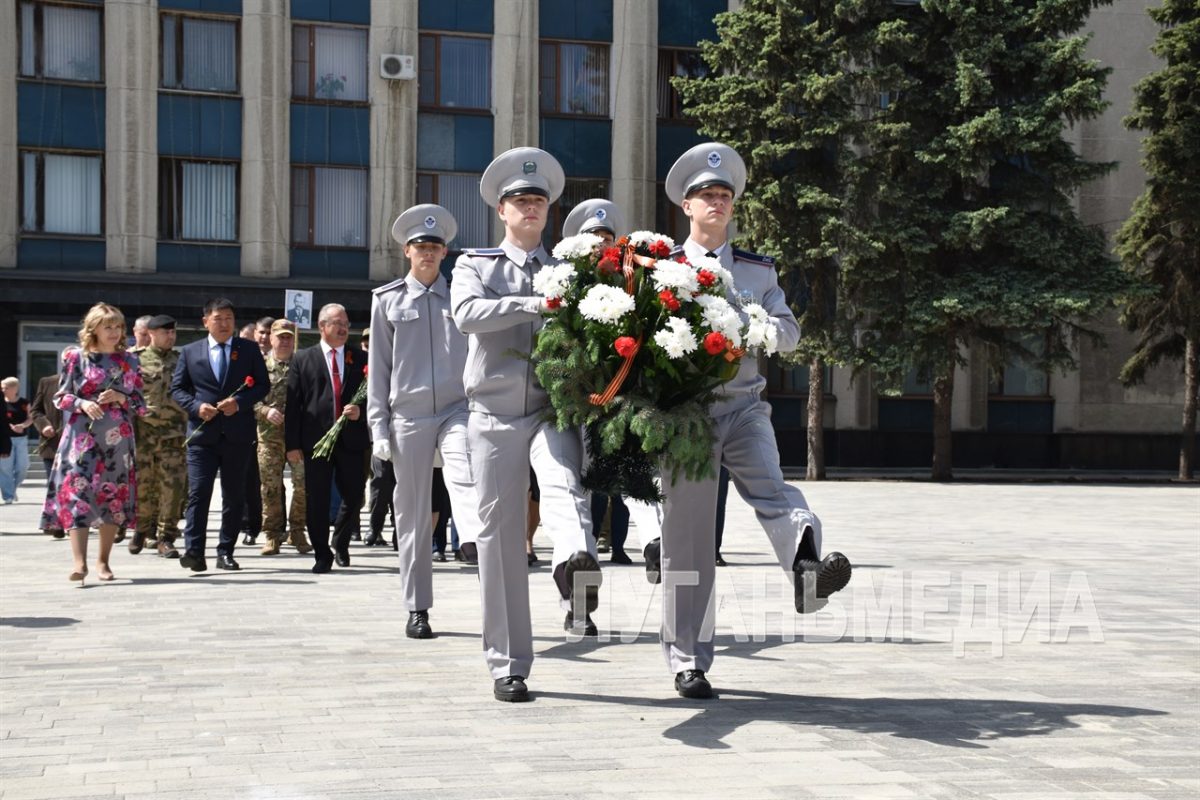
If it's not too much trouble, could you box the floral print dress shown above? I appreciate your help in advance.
[41,349,147,531]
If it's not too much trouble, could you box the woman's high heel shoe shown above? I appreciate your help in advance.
[69,567,88,587]
[96,565,115,582]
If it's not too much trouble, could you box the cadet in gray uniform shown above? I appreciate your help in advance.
[368,204,482,641]
[652,143,852,700]
[451,147,601,703]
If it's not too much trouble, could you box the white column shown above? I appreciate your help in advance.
[368,0,418,282]
[241,0,291,278]
[611,0,658,231]
[0,0,17,269]
[104,0,158,273]
[492,0,539,153]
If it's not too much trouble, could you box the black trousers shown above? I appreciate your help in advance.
[304,445,365,563]
[242,449,262,534]
[714,466,731,556]
[183,438,253,558]
[368,455,396,535]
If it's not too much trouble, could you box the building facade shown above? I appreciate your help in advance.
[0,0,1190,469]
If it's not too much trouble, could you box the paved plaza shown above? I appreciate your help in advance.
[1,476,1198,799]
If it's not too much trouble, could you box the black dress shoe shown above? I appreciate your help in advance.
[216,554,240,570]
[644,538,662,585]
[715,554,728,567]
[334,550,351,568]
[527,551,538,567]
[312,558,333,574]
[562,550,602,615]
[405,610,434,639]
[432,551,447,562]
[364,532,385,547]
[113,529,126,543]
[794,551,852,613]
[242,532,258,545]
[179,553,207,572]
[128,531,146,554]
[494,676,530,702]
[350,531,362,542]
[610,550,632,565]
[51,529,66,539]
[563,611,598,637]
[675,669,713,699]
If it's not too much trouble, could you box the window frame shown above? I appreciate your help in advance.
[416,170,495,250]
[17,148,105,238]
[538,38,611,119]
[290,164,370,250]
[767,361,834,397]
[158,157,241,243]
[17,0,106,85]
[657,47,708,121]
[417,31,493,114]
[159,11,242,96]
[987,334,1053,399]
[291,22,370,106]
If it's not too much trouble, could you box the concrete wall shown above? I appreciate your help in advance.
[0,1,16,270]
[611,0,658,231]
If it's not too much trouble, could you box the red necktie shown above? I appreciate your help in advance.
[329,349,343,418]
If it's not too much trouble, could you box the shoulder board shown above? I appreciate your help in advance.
[462,248,505,257]
[372,277,407,295]
[733,248,776,267]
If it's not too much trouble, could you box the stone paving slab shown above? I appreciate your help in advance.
[1,479,1198,799]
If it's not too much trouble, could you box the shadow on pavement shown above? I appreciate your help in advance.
[0,616,80,628]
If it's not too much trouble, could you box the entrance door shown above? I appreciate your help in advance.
[17,323,79,395]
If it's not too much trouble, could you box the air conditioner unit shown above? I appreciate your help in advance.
[380,54,416,81]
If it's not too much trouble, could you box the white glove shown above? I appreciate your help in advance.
[372,439,392,462]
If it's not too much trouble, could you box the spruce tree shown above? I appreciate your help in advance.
[847,0,1126,480]
[1115,0,1200,480]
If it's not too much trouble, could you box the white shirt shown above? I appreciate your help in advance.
[319,340,345,390]
[207,335,231,382]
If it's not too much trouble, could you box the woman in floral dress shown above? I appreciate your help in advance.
[42,303,146,585]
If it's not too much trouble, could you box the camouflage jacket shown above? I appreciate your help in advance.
[134,346,187,437]
[256,354,291,443]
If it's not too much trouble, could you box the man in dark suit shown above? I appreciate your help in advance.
[285,303,368,574]
[171,298,269,572]
[30,371,65,537]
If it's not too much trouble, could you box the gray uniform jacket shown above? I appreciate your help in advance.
[368,272,468,442]
[450,240,554,417]
[679,239,802,411]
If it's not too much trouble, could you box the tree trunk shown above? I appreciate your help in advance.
[806,356,826,480]
[931,365,955,482]
[1181,335,1198,481]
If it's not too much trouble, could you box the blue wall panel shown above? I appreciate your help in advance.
[18,83,106,150]
[290,248,369,280]
[158,94,242,159]
[291,0,368,24]
[655,124,705,179]
[453,115,494,172]
[17,239,105,271]
[419,0,493,33]
[157,243,241,276]
[159,0,243,13]
[658,0,725,46]
[417,113,493,172]
[540,118,611,177]
[540,0,612,41]
[291,104,369,166]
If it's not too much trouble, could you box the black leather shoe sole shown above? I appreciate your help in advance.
[795,552,852,613]
[644,539,662,585]
[564,551,602,614]
[406,623,434,639]
[675,671,714,699]
[334,552,351,567]
[312,559,333,574]
[179,554,207,572]
[216,558,240,571]
[494,677,530,702]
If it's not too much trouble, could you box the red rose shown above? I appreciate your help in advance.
[703,331,727,355]
[697,269,716,287]
[244,376,256,388]
[546,297,562,310]
[119,360,131,373]
[674,254,689,263]
[658,289,681,312]
[598,257,620,274]
[650,240,671,258]
[614,336,638,358]
[602,246,622,263]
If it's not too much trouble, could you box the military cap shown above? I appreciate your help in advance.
[391,203,458,246]
[147,314,176,330]
[270,318,296,337]
[562,198,626,239]
[479,147,565,207]
[664,142,747,205]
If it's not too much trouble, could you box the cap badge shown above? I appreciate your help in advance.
[523,161,537,174]
[595,208,606,220]
[424,215,437,229]
[707,151,722,168]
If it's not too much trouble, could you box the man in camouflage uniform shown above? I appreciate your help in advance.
[256,319,311,555]
[130,315,187,558]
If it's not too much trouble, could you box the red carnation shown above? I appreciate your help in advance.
[546,297,562,310]
[650,240,671,258]
[602,246,622,263]
[363,364,369,377]
[244,376,256,388]
[598,257,620,274]
[697,269,716,287]
[703,331,728,355]
[119,360,131,373]
[614,336,638,358]
[658,289,681,312]
[674,254,689,263]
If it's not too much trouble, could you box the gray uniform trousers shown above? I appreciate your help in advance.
[389,407,480,613]
[659,397,822,674]
[470,411,594,679]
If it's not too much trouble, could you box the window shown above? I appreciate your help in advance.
[657,49,708,119]
[159,159,238,242]
[292,166,368,248]
[418,34,491,110]
[293,25,368,102]
[162,14,239,93]
[417,172,492,249]
[539,42,609,116]
[18,2,103,83]
[989,335,1050,397]
[768,363,833,396]
[544,178,608,249]
[19,151,102,236]
[654,183,689,242]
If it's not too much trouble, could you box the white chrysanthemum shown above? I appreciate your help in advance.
[532,263,576,299]
[743,303,778,354]
[650,259,700,295]
[695,295,744,348]
[578,284,636,324]
[551,233,603,262]
[652,317,699,359]
[688,254,735,292]
[627,231,675,251]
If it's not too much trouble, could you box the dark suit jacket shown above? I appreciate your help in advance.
[0,399,9,458]
[30,374,63,461]
[285,344,369,454]
[170,336,270,446]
